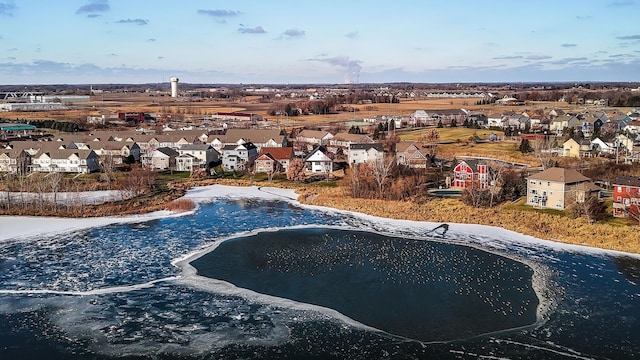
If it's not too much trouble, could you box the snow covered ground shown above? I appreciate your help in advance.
[1,184,638,259]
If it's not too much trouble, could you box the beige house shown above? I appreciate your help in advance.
[562,138,591,157]
[526,167,597,210]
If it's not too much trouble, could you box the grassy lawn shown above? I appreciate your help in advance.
[503,197,567,216]
[399,127,505,143]
[398,127,541,165]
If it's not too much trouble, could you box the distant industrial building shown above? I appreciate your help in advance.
[29,95,90,103]
[0,123,37,140]
[118,112,156,125]
[0,103,67,112]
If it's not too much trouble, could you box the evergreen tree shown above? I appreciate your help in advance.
[519,138,533,153]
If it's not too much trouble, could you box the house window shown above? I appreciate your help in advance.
[627,187,630,193]
[547,182,550,186]
[556,201,562,208]
[530,180,536,184]
[617,196,622,202]
[530,189,537,194]
[617,186,622,192]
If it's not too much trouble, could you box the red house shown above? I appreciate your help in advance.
[613,175,640,218]
[452,160,489,189]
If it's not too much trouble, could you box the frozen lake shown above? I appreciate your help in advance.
[0,185,638,359]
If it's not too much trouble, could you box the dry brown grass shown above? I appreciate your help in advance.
[164,198,196,212]
[297,187,640,254]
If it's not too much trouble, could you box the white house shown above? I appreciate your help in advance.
[590,138,614,155]
[221,142,258,171]
[30,149,100,174]
[304,146,334,173]
[296,130,334,146]
[178,144,220,169]
[348,143,384,165]
[141,147,179,170]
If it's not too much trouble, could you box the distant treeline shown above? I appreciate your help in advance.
[27,119,79,132]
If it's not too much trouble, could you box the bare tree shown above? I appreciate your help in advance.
[266,160,282,183]
[48,172,63,210]
[568,192,607,223]
[373,155,395,199]
[419,128,440,158]
[101,155,116,190]
[533,136,556,170]
[486,162,506,208]
[287,158,306,182]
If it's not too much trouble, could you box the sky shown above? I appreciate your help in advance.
[0,0,639,85]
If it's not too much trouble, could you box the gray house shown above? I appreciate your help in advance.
[142,147,179,170]
[221,142,258,171]
[178,144,220,169]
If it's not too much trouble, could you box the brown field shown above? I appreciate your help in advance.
[2,93,590,129]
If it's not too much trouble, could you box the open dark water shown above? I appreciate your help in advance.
[0,195,639,359]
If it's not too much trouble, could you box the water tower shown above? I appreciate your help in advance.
[170,76,179,97]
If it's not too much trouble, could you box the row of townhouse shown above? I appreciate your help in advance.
[410,109,469,127]
[0,128,290,173]
[1,142,101,174]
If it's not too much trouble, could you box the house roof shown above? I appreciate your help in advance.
[304,146,333,161]
[218,129,285,144]
[179,144,213,151]
[297,130,331,139]
[395,141,420,153]
[156,147,179,157]
[349,143,384,151]
[613,175,640,187]
[331,132,373,143]
[258,147,293,160]
[527,167,591,183]
[457,159,486,172]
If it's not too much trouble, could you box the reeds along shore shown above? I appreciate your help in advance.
[297,187,640,255]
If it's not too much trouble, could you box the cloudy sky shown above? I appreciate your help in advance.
[0,0,639,84]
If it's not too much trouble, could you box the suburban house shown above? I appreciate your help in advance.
[562,138,592,157]
[550,114,572,134]
[612,175,640,219]
[0,149,31,173]
[221,142,258,171]
[142,147,179,170]
[347,143,384,165]
[616,134,634,154]
[254,147,294,173]
[178,144,220,169]
[89,141,141,164]
[395,141,430,168]
[526,167,597,210]
[304,146,334,173]
[329,133,374,148]
[295,130,334,147]
[30,149,100,174]
[452,160,489,189]
[209,129,287,151]
[590,138,614,155]
[175,154,198,172]
[410,110,430,126]
[502,113,531,130]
